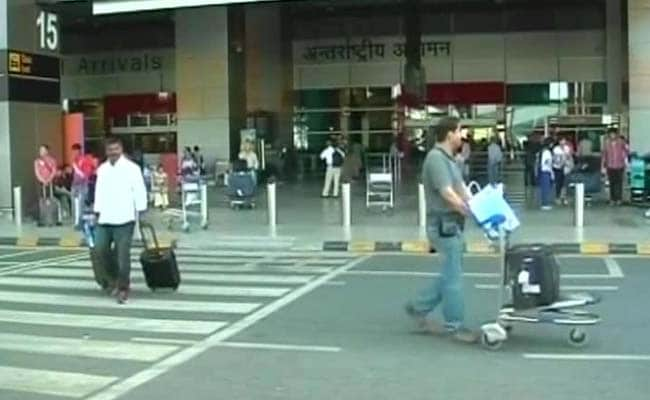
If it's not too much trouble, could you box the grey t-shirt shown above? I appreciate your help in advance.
[422,145,465,219]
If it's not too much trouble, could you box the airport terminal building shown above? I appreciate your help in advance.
[1,0,649,210]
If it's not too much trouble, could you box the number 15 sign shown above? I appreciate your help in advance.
[36,10,59,52]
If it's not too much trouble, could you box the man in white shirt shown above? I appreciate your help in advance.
[320,139,345,198]
[94,136,148,304]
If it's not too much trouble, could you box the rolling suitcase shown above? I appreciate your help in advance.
[506,244,560,310]
[38,184,60,227]
[139,222,180,291]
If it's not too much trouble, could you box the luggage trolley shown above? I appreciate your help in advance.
[366,153,395,210]
[163,176,208,232]
[479,215,601,351]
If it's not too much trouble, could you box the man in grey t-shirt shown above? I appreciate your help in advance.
[406,116,477,343]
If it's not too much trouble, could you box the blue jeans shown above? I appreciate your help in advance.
[539,171,553,207]
[71,184,88,227]
[411,226,465,331]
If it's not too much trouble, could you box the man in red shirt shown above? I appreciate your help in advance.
[34,145,57,187]
[602,128,629,206]
[71,143,97,227]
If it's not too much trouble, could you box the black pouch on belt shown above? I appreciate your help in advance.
[438,213,464,238]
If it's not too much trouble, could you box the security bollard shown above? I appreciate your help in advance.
[574,182,584,227]
[342,182,351,227]
[73,196,81,227]
[267,179,276,227]
[200,183,209,229]
[13,186,22,230]
[418,183,426,228]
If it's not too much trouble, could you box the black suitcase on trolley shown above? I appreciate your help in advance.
[506,244,560,310]
[139,222,180,291]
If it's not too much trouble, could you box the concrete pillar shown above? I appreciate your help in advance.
[628,0,650,154]
[606,0,623,113]
[175,6,244,163]
[246,4,281,142]
[0,0,62,211]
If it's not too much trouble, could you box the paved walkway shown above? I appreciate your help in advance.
[1,181,648,250]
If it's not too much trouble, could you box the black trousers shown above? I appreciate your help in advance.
[95,222,135,290]
[607,168,625,202]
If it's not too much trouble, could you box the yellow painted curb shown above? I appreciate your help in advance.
[60,234,82,248]
[580,242,609,254]
[16,236,38,247]
[349,241,375,253]
[401,240,429,253]
[637,243,650,255]
[465,241,494,253]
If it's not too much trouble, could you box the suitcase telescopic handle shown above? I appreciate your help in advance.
[139,222,160,250]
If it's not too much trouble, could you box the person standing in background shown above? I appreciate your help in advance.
[152,164,169,209]
[320,138,345,198]
[94,136,148,304]
[238,140,259,184]
[71,144,97,228]
[34,145,58,188]
[551,138,569,205]
[602,128,629,206]
[538,138,555,210]
[487,136,503,185]
[193,146,205,175]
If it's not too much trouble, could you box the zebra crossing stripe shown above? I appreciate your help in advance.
[0,309,226,334]
[0,365,118,398]
[58,260,333,274]
[0,277,292,297]
[21,267,315,284]
[0,290,260,314]
[0,332,178,362]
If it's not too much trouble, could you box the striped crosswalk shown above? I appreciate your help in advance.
[0,249,354,399]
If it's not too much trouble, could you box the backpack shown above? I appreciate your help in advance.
[332,149,344,167]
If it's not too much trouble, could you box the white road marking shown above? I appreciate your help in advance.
[345,270,619,279]
[62,259,333,274]
[604,257,625,278]
[0,253,87,277]
[0,332,178,362]
[0,248,46,260]
[475,284,619,291]
[215,341,341,353]
[345,270,498,278]
[0,290,260,314]
[323,281,347,286]
[524,353,650,361]
[22,267,315,284]
[0,366,118,398]
[0,276,292,297]
[131,337,198,346]
[86,255,371,400]
[0,309,226,334]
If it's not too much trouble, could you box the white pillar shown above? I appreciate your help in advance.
[606,0,623,113]
[341,182,351,227]
[628,0,650,154]
[175,7,230,162]
[418,183,426,228]
[267,181,276,227]
[12,186,21,230]
[574,183,584,228]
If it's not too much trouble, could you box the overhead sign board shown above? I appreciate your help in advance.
[93,0,303,15]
